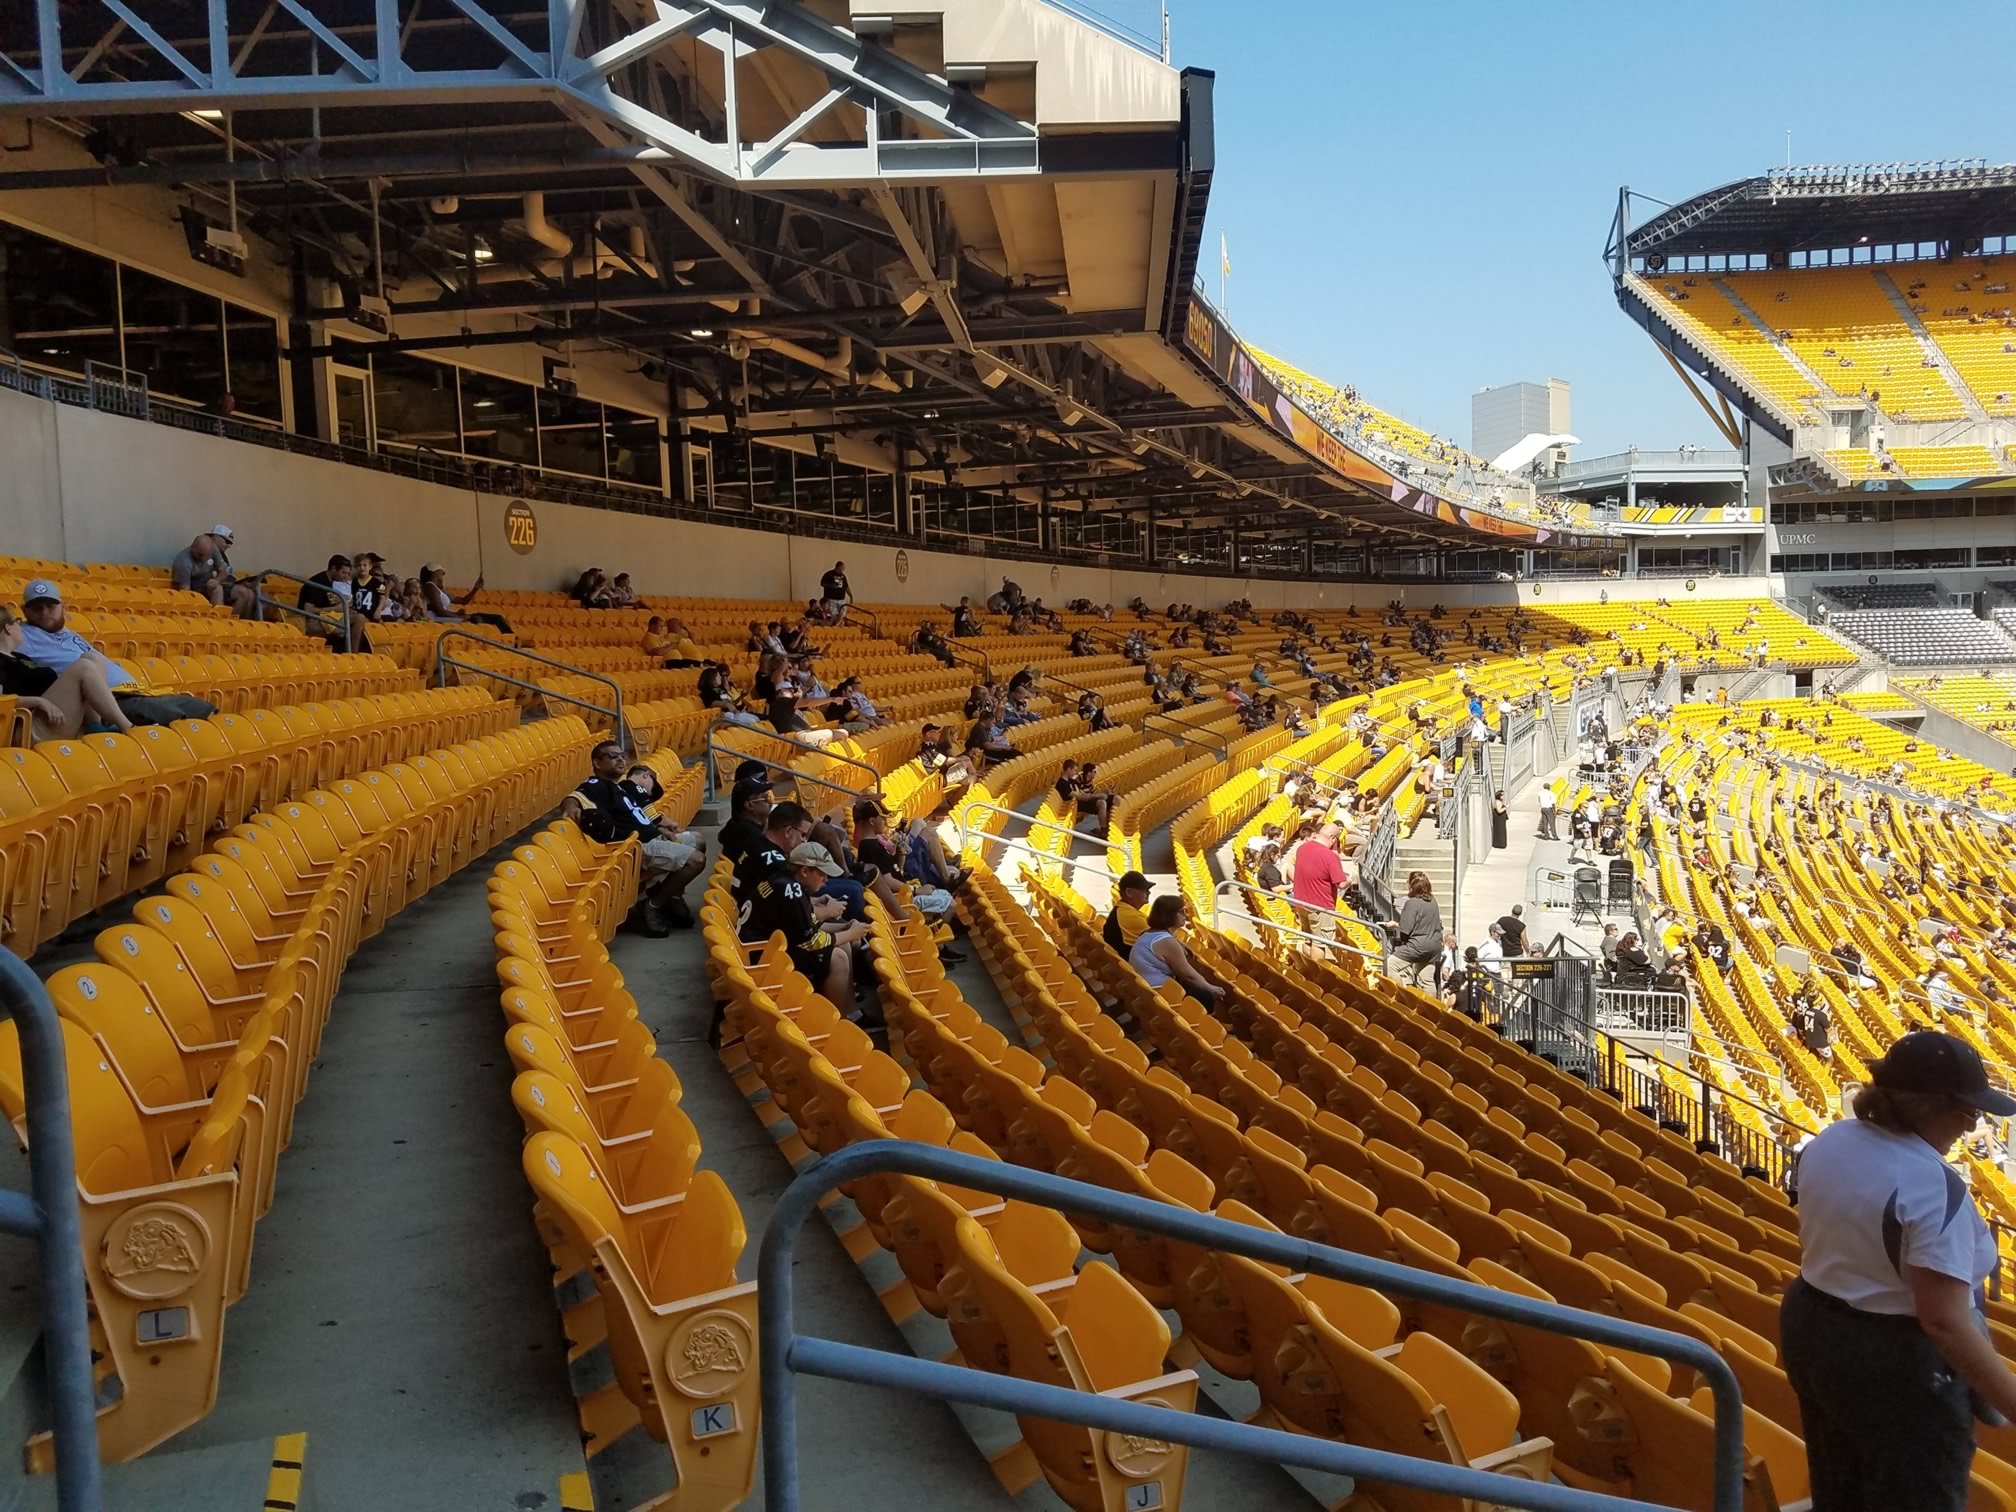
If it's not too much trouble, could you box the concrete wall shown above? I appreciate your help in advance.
[1,383,1789,612]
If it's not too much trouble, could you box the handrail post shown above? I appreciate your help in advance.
[0,950,104,1512]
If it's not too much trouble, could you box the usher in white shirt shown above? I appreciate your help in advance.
[1796,1117,1996,1316]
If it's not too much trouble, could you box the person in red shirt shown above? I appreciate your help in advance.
[1291,823,1349,957]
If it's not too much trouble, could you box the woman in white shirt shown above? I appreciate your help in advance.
[1782,1031,2016,1510]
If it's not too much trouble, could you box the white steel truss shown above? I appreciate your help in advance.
[0,0,1040,189]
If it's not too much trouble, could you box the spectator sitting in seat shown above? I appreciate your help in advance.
[642,616,679,665]
[718,775,774,865]
[297,554,373,654]
[350,552,394,622]
[824,676,887,733]
[853,800,958,932]
[1613,930,1653,983]
[570,568,611,608]
[171,524,256,616]
[1103,871,1154,953]
[420,564,511,632]
[911,620,954,667]
[0,604,135,736]
[1130,895,1224,1007]
[967,710,1018,764]
[393,578,426,621]
[1078,691,1113,732]
[733,800,868,1014]
[606,571,636,608]
[1054,759,1113,835]
[560,738,705,935]
[947,597,980,637]
[16,579,215,727]
[765,679,837,747]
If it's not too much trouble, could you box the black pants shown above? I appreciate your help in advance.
[115,691,218,726]
[1781,1277,1975,1511]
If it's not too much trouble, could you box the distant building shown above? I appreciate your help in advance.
[1472,380,1572,472]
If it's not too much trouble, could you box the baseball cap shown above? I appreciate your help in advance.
[787,842,844,878]
[729,778,772,809]
[22,578,61,605]
[1872,1031,2016,1116]
[1117,870,1152,895]
[732,759,771,785]
[209,524,235,542]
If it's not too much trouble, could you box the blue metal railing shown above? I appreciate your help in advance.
[0,950,103,1512]
[758,1139,1746,1512]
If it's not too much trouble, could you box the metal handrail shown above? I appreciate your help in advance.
[1210,890,1388,966]
[0,950,104,1512]
[701,716,885,803]
[248,565,352,651]
[757,1140,1746,1512]
[951,796,1078,862]
[1144,710,1232,753]
[838,602,879,637]
[928,633,991,680]
[436,629,628,746]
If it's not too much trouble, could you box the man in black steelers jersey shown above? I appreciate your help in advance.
[732,800,868,1008]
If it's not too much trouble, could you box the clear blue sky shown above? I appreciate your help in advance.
[1139,0,2016,458]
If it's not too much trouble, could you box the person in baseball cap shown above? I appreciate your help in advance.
[1781,1029,2016,1509]
[16,579,217,726]
[1103,870,1154,954]
[717,775,775,865]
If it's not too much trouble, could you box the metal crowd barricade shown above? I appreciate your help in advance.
[437,629,628,747]
[1596,985,1692,1038]
[757,1140,1748,1512]
[0,949,104,1512]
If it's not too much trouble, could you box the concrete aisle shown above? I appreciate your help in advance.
[1453,758,1631,956]
[166,838,591,1509]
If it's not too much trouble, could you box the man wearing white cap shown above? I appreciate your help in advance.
[170,526,254,616]
[17,580,216,725]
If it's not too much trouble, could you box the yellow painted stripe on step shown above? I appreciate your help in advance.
[264,1431,307,1511]
[559,1470,595,1511]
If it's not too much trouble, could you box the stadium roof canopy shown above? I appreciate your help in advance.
[1615,161,2016,265]
[0,0,1611,556]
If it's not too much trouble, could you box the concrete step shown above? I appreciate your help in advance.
[19,1432,308,1512]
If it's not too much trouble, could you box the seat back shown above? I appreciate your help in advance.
[46,962,203,1109]
[0,1017,170,1194]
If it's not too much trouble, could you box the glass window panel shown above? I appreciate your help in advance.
[459,365,537,463]
[371,350,460,450]
[224,302,282,422]
[537,387,605,478]
[0,223,122,377]
[606,410,660,488]
[118,265,225,408]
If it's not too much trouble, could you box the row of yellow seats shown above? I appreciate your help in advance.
[493,796,759,1511]
[712,866,1200,1512]
[0,714,591,1466]
[952,872,1580,1508]
[124,651,419,713]
[1007,878,1845,1507]
[0,687,510,958]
